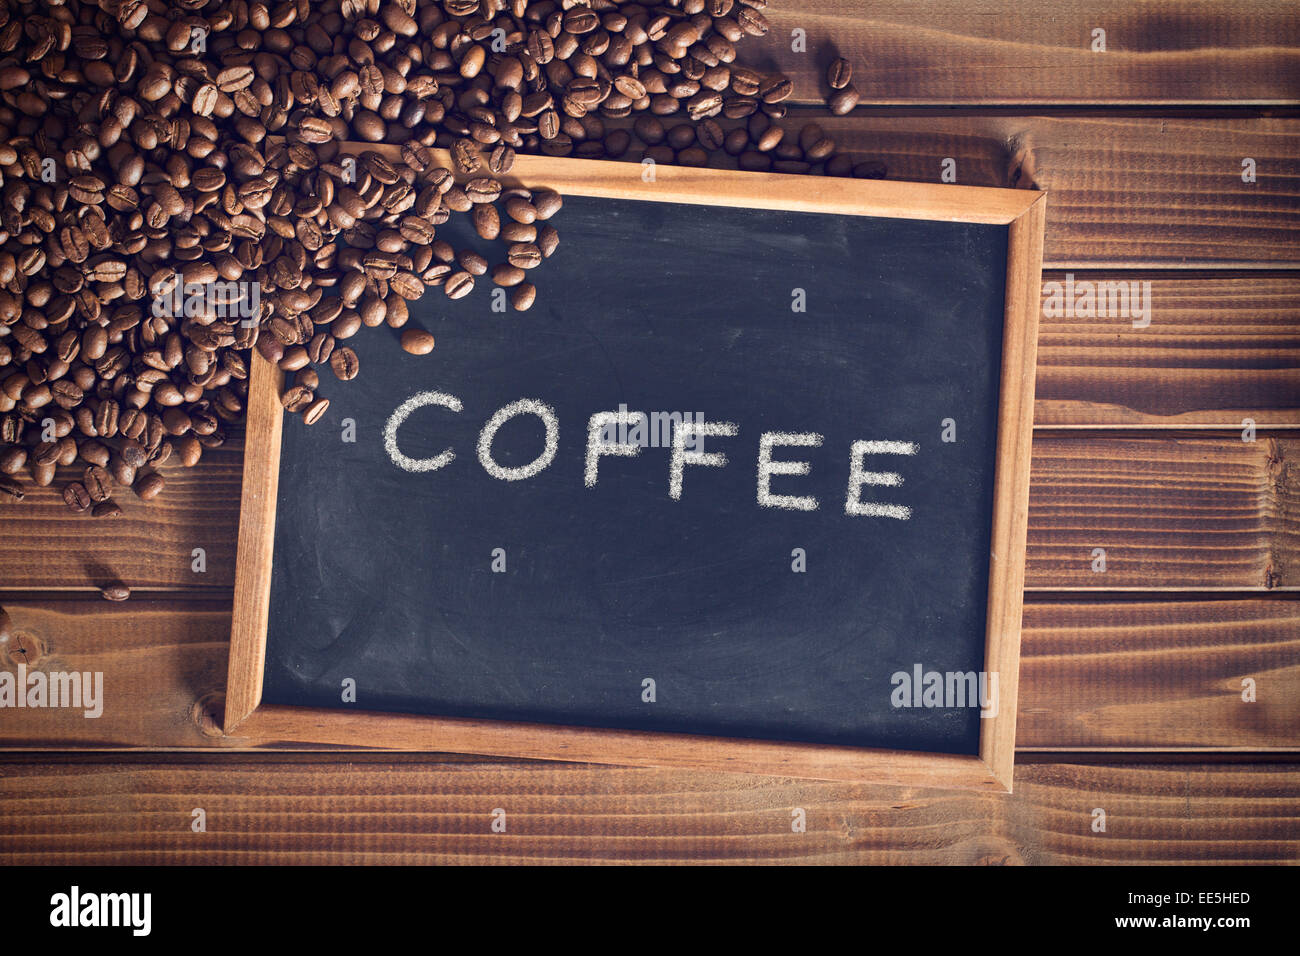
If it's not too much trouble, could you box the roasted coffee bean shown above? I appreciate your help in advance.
[133,472,165,501]
[537,224,561,258]
[492,264,527,287]
[489,145,516,175]
[101,583,131,601]
[63,482,92,513]
[281,385,314,413]
[458,251,489,276]
[445,271,475,299]
[401,329,436,355]
[330,348,360,381]
[508,243,544,269]
[177,435,203,468]
[512,284,537,312]
[473,204,501,240]
[92,500,123,519]
[83,465,112,503]
[828,83,861,115]
[827,57,853,90]
[466,178,503,203]
[0,447,26,475]
[0,475,24,501]
[302,397,330,425]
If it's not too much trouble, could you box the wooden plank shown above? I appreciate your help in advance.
[1019,598,1300,749]
[1036,273,1300,427]
[1,436,1295,591]
[0,755,1294,864]
[805,116,1300,267]
[0,597,1295,751]
[1026,436,1297,590]
[756,0,1300,106]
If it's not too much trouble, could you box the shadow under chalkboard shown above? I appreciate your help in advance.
[262,194,1008,757]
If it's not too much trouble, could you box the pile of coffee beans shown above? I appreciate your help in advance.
[0,0,879,515]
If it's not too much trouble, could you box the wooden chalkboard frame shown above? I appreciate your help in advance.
[224,149,1045,793]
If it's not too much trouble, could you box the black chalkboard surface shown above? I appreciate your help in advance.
[262,196,1006,755]
[228,156,1045,789]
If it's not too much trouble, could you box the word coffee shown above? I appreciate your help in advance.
[383,391,921,519]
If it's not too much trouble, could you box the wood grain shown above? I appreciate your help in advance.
[1019,598,1300,749]
[980,194,1046,788]
[1036,272,1300,426]
[0,597,1295,751]
[791,116,1300,267]
[0,449,242,591]
[2,436,1294,591]
[225,359,284,732]
[754,1,1300,106]
[1026,436,1298,590]
[0,755,1294,864]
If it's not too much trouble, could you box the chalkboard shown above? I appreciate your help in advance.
[228,155,1045,790]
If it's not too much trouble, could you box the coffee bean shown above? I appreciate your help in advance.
[537,225,561,258]
[401,329,436,355]
[63,482,92,513]
[101,583,131,601]
[458,251,489,276]
[330,348,360,381]
[92,500,123,518]
[492,264,527,287]
[302,397,330,426]
[177,435,203,468]
[0,447,26,475]
[473,204,500,240]
[827,57,853,90]
[507,243,544,270]
[445,271,475,299]
[282,385,314,413]
[83,465,112,502]
[466,178,503,203]
[532,190,563,220]
[0,475,24,501]
[512,284,537,312]
[133,472,165,501]
[828,83,861,115]
[489,145,516,175]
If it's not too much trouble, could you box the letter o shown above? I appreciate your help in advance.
[477,398,559,481]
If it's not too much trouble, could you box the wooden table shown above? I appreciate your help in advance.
[2,0,1298,865]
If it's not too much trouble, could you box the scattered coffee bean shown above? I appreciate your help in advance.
[133,473,166,501]
[63,482,92,514]
[401,330,437,355]
[303,397,330,426]
[330,348,360,381]
[827,58,853,90]
[512,284,537,312]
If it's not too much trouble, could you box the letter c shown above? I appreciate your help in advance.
[383,390,463,472]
